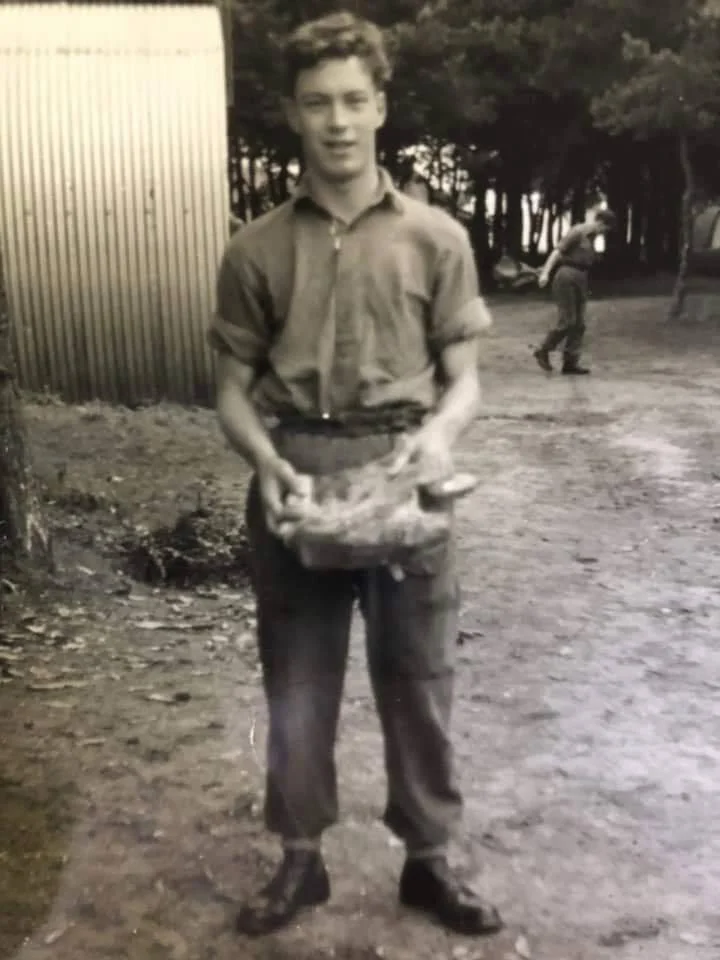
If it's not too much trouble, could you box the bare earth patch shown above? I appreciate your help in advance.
[2,294,720,960]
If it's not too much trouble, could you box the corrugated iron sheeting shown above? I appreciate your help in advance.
[0,4,228,405]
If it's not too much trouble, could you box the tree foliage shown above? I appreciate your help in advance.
[224,0,720,283]
[592,8,720,139]
[591,2,720,313]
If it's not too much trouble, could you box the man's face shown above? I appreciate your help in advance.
[287,56,386,183]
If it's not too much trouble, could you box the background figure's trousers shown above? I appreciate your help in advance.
[244,426,463,853]
[542,266,588,364]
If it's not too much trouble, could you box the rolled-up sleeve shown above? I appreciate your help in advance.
[429,224,490,352]
[206,246,271,368]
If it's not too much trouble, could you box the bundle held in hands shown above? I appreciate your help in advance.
[283,451,478,570]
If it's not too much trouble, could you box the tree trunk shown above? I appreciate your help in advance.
[504,181,523,258]
[248,151,261,219]
[450,158,461,214]
[433,140,446,192]
[277,156,291,203]
[543,200,557,254]
[644,184,664,269]
[0,247,53,586]
[608,200,630,269]
[492,190,504,255]
[526,194,543,257]
[469,179,490,280]
[570,181,586,226]
[233,138,248,222]
[669,134,694,321]
[266,163,279,207]
[604,152,633,268]
[628,185,648,266]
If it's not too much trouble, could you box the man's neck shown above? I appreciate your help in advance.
[305,165,382,224]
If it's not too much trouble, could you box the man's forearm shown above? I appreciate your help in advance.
[541,249,560,274]
[424,368,481,448]
[217,382,278,471]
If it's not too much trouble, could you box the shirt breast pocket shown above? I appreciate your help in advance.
[361,245,430,372]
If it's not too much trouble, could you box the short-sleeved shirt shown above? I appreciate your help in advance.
[207,168,487,419]
[557,224,598,271]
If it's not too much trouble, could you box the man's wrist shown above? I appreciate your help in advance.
[253,446,282,474]
[417,414,460,449]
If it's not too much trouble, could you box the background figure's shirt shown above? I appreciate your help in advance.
[208,169,488,419]
[556,224,598,271]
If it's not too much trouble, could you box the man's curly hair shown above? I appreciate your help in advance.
[281,11,392,96]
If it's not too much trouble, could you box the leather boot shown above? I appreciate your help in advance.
[399,856,503,936]
[235,849,330,937]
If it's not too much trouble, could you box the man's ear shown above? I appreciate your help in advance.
[284,97,300,134]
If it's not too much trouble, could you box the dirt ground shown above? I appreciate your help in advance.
[1,293,720,960]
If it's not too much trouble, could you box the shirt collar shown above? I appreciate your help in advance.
[292,166,405,216]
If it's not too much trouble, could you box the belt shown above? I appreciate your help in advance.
[273,405,427,437]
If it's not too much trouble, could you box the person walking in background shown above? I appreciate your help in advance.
[208,9,501,942]
[534,208,617,375]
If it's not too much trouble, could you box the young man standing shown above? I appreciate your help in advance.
[208,11,501,940]
[534,209,617,375]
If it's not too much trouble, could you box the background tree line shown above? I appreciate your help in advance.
[224,0,720,287]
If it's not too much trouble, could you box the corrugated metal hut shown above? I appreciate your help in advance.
[0,3,229,405]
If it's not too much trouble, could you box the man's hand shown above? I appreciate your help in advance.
[538,271,550,289]
[256,454,313,539]
[389,423,455,485]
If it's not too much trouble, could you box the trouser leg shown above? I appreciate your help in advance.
[358,537,463,854]
[245,480,355,840]
[542,270,581,352]
[562,287,587,366]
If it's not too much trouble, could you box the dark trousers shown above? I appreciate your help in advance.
[542,266,588,364]
[244,426,463,852]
